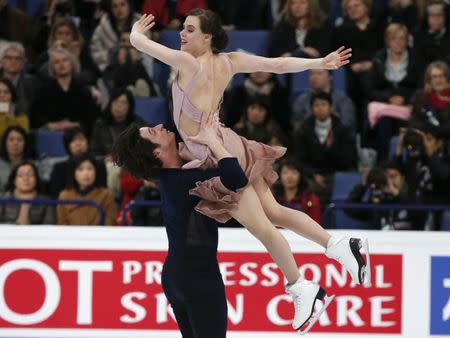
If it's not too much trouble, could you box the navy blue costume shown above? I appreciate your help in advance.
[159,157,248,338]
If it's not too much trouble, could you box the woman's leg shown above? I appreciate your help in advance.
[253,177,331,248]
[229,185,300,284]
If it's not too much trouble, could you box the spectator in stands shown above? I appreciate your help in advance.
[294,91,357,206]
[273,157,321,224]
[366,23,424,158]
[0,0,33,60]
[90,0,145,72]
[0,42,37,116]
[0,161,55,224]
[48,127,107,198]
[0,126,32,191]
[409,61,450,139]
[269,0,331,58]
[102,31,159,96]
[395,127,450,229]
[30,47,99,135]
[0,79,29,138]
[233,96,283,145]
[223,72,291,131]
[90,88,145,160]
[292,69,356,133]
[345,163,413,230]
[332,0,385,126]
[414,0,450,66]
[141,0,207,31]
[36,17,97,85]
[33,0,76,56]
[387,0,421,31]
[57,153,117,225]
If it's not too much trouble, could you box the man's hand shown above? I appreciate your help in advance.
[187,113,220,147]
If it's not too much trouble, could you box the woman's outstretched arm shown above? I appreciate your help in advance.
[129,14,198,73]
[228,46,352,74]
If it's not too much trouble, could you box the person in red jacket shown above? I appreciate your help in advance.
[141,0,207,30]
[273,157,322,224]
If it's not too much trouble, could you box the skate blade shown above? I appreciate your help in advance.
[296,294,335,335]
[362,238,371,287]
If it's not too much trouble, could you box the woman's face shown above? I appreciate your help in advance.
[111,0,130,21]
[75,160,96,189]
[111,94,130,122]
[290,0,310,19]
[54,25,75,46]
[6,131,25,158]
[69,133,88,157]
[387,31,408,53]
[0,82,12,103]
[346,0,368,21]
[427,10,445,31]
[429,67,449,92]
[247,104,267,125]
[180,16,209,54]
[52,51,72,77]
[14,164,37,194]
[280,165,301,190]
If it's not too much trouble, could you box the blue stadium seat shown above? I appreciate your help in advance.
[8,0,46,20]
[442,211,450,231]
[389,136,399,159]
[331,67,347,92]
[329,171,370,229]
[331,172,362,202]
[34,131,67,158]
[134,97,169,126]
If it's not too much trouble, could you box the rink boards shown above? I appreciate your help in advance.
[0,226,448,338]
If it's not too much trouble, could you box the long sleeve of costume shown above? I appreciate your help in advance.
[217,157,248,191]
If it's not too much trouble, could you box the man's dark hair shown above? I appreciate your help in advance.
[111,124,162,179]
[310,90,333,107]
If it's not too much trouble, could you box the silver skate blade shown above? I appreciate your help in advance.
[362,238,371,287]
[297,294,335,335]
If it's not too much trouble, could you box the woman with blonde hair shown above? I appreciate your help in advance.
[269,0,331,58]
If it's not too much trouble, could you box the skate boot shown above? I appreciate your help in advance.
[325,237,371,286]
[286,279,335,335]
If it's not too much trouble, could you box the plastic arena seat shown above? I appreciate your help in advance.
[134,97,169,126]
[34,130,67,158]
[442,211,450,231]
[8,0,46,20]
[328,171,370,229]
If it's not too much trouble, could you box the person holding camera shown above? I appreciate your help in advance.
[345,162,413,230]
[395,127,450,230]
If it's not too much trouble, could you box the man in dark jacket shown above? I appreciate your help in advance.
[111,123,248,338]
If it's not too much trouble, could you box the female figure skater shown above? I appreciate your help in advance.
[129,9,370,334]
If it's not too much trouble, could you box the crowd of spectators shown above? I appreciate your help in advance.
[0,0,449,230]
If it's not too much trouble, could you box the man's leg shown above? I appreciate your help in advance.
[170,302,195,338]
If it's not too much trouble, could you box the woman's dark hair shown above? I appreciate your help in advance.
[0,78,17,103]
[274,157,309,195]
[104,88,136,125]
[111,123,162,179]
[66,153,102,191]
[187,8,228,53]
[244,95,271,124]
[0,126,31,162]
[63,126,88,154]
[5,160,42,193]
[107,0,134,37]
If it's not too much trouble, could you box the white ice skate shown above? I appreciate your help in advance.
[286,279,335,335]
[326,237,371,286]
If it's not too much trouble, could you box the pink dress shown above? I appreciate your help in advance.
[172,53,286,222]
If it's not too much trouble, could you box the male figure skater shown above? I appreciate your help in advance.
[111,117,248,338]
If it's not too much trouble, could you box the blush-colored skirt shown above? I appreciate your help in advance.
[188,126,286,223]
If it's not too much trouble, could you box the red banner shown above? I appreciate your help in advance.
[0,249,402,333]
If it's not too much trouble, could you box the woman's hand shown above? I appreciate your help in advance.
[322,46,352,69]
[187,113,220,147]
[132,14,156,35]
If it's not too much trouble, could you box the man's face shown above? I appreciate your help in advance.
[309,69,331,90]
[139,125,177,166]
[312,98,332,121]
[1,48,25,76]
